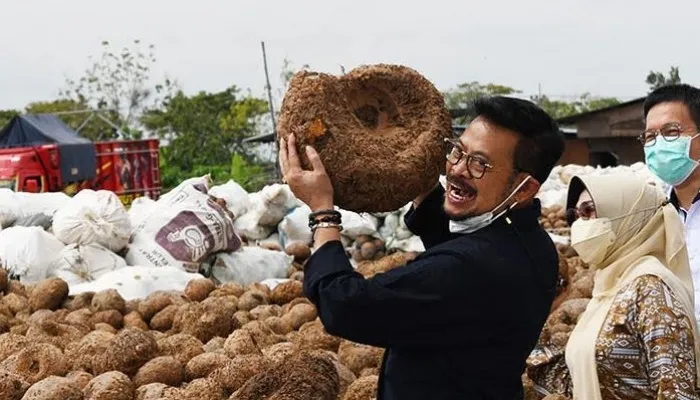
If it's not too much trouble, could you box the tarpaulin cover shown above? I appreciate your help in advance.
[0,114,96,183]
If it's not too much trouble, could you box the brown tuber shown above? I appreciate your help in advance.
[90,289,126,314]
[282,303,318,330]
[20,376,82,400]
[338,340,384,376]
[0,369,30,399]
[93,328,159,376]
[285,241,311,263]
[237,290,268,312]
[209,354,270,395]
[64,330,115,374]
[123,311,149,331]
[29,278,69,313]
[0,342,67,385]
[342,375,379,400]
[185,352,231,380]
[231,350,340,400]
[277,64,451,212]
[66,370,93,391]
[133,356,184,388]
[184,278,216,302]
[157,333,205,366]
[0,268,7,293]
[270,280,304,305]
[149,304,179,331]
[83,371,134,400]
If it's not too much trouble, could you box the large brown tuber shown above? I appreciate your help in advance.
[185,352,231,381]
[277,64,452,212]
[64,330,115,374]
[29,278,69,312]
[342,375,379,400]
[270,280,304,305]
[90,289,126,314]
[171,299,236,343]
[230,350,340,400]
[337,340,384,376]
[0,267,7,293]
[184,279,216,302]
[20,376,82,400]
[83,371,134,400]
[0,342,68,385]
[157,333,204,366]
[209,354,271,395]
[0,369,30,400]
[297,319,341,352]
[133,356,184,388]
[93,328,159,376]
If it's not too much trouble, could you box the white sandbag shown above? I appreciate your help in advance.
[16,191,71,218]
[233,211,275,240]
[0,190,70,228]
[260,278,290,291]
[233,184,297,240]
[0,226,66,284]
[52,189,132,252]
[209,180,251,219]
[250,184,299,226]
[48,243,127,285]
[277,205,312,247]
[339,209,379,239]
[160,175,212,203]
[212,246,293,286]
[69,265,204,300]
[126,183,241,272]
[386,235,425,253]
[129,196,157,228]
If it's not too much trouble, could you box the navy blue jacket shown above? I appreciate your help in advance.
[303,186,558,399]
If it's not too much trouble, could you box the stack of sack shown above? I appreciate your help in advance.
[0,162,666,302]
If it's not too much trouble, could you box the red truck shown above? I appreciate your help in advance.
[0,114,161,205]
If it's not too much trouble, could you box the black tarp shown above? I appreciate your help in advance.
[0,114,96,183]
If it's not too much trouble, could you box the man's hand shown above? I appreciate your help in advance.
[279,133,334,211]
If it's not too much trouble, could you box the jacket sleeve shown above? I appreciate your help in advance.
[303,240,496,349]
[403,185,451,249]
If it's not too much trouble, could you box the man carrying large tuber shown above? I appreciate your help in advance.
[280,96,565,399]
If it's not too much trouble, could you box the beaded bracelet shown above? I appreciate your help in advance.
[309,209,341,222]
[308,215,342,228]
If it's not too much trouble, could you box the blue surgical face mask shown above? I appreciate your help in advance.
[644,134,700,186]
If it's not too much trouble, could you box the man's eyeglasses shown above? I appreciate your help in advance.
[638,124,698,147]
[444,138,494,179]
[566,200,596,225]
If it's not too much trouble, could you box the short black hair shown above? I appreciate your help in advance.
[469,96,564,184]
[644,84,700,127]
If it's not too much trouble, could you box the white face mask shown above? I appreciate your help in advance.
[570,218,616,267]
[449,176,531,234]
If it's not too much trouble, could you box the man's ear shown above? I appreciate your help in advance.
[514,174,541,204]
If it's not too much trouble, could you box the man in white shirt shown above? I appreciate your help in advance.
[642,84,700,321]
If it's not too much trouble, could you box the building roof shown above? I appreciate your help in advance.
[556,97,646,125]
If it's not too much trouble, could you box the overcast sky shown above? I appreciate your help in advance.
[1,0,698,111]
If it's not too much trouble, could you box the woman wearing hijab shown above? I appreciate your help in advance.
[526,175,700,399]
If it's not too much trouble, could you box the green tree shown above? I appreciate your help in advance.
[531,93,620,119]
[646,66,681,91]
[61,39,176,139]
[142,86,270,190]
[443,82,521,123]
[0,110,19,130]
